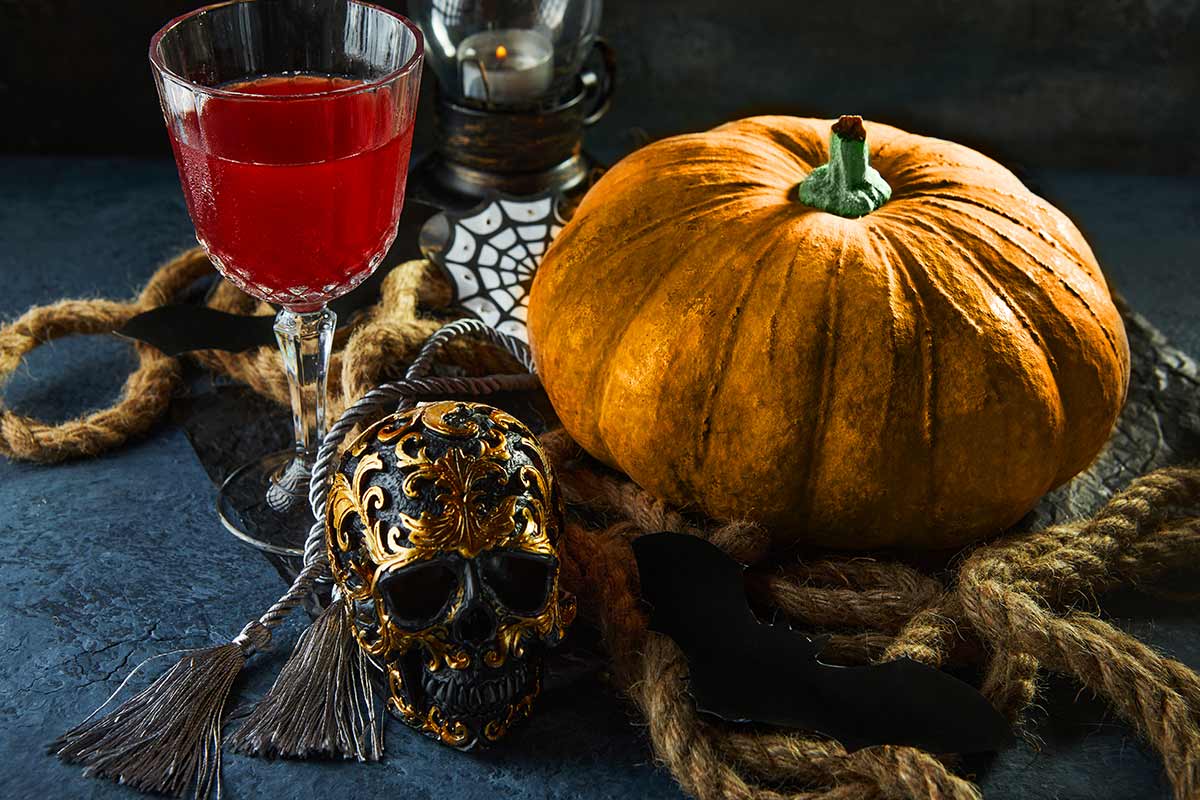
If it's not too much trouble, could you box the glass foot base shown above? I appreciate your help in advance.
[217,450,315,557]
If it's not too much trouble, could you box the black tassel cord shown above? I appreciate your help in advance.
[53,320,539,798]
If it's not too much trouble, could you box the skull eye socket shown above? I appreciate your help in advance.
[378,561,460,629]
[479,551,554,616]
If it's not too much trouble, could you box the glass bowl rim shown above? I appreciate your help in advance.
[149,0,425,102]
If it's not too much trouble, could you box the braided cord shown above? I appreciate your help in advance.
[404,318,536,380]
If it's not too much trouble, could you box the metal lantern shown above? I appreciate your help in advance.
[408,0,613,205]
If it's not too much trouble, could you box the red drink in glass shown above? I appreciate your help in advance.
[150,0,423,554]
[168,74,414,310]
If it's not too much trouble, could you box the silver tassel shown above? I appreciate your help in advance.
[226,595,382,760]
[51,621,271,799]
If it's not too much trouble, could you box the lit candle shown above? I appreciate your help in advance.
[458,28,554,105]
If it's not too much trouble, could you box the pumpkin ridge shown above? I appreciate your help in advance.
[921,190,1098,282]
[718,117,827,173]
[919,195,1124,368]
[923,189,1092,261]
[560,191,765,281]
[879,212,989,338]
[615,124,816,197]
[877,153,1022,198]
[882,169,1011,202]
[763,241,801,361]
[920,192,1096,287]
[865,228,913,456]
[574,192,734,254]
[902,213,1055,368]
[901,212,1070,486]
[874,226,941,518]
[908,208,1065,385]
[914,196,1125,484]
[588,204,787,493]
[753,215,830,525]
[692,252,753,478]
[879,219,1081,528]
[693,209,801,482]
[933,197,1101,325]
[539,192,767,365]
[570,238,677,462]
[798,227,854,530]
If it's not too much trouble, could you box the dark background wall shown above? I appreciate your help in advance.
[2,0,1198,173]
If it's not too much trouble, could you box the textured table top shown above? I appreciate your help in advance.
[0,156,1197,800]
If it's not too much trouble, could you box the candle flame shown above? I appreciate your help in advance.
[495,44,508,60]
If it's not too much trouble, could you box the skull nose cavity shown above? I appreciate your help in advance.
[455,604,496,646]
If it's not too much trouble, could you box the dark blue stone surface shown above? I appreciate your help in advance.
[0,156,1197,800]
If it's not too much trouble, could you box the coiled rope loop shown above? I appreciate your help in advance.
[0,249,212,461]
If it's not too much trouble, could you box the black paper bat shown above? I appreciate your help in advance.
[632,532,1012,753]
[117,201,440,355]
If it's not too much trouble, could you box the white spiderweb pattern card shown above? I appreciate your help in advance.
[435,195,567,343]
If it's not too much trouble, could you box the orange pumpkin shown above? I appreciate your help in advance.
[528,115,1129,550]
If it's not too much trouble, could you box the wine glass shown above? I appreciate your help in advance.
[150,0,423,553]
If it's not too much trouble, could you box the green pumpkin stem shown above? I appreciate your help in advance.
[796,115,891,218]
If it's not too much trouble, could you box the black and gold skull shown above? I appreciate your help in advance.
[325,400,575,749]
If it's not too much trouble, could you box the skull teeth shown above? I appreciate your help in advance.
[421,663,529,717]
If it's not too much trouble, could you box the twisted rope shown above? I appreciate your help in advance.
[0,250,212,461]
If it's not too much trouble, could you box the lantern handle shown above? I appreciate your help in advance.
[580,36,615,126]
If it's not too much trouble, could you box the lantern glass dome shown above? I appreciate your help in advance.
[410,0,602,108]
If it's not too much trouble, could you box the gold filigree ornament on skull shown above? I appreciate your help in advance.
[325,400,576,749]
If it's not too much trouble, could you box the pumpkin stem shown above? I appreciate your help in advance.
[795,115,891,218]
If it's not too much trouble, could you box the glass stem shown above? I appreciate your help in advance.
[267,306,335,513]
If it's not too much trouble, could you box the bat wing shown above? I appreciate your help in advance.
[633,533,1012,753]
